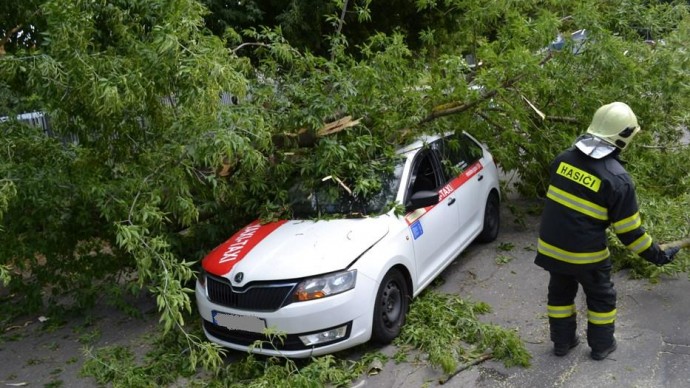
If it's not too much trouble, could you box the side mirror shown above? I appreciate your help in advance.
[406,190,439,211]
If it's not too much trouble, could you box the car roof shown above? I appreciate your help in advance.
[395,133,445,156]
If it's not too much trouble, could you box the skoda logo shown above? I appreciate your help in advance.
[234,272,244,283]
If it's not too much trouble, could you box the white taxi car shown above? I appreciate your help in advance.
[195,131,500,358]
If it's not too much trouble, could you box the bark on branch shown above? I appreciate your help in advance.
[419,51,554,125]
[545,116,579,124]
[335,0,350,37]
[660,237,690,251]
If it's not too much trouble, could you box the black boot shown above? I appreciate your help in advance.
[554,334,580,356]
[591,338,617,360]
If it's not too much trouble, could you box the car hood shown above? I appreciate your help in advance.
[202,217,389,286]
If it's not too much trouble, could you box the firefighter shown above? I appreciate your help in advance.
[534,101,681,360]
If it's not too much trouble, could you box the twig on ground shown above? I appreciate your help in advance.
[439,353,494,385]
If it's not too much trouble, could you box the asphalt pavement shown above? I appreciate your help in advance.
[358,197,690,388]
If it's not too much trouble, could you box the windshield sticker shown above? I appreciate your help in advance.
[405,207,427,224]
[202,219,287,275]
[411,220,424,240]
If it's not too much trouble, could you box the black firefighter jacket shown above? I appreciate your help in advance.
[535,146,668,273]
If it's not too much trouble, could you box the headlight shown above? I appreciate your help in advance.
[293,270,357,302]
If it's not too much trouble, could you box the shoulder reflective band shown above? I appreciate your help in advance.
[612,212,642,234]
[627,233,653,254]
[546,185,608,221]
[538,238,610,264]
[547,304,576,319]
[556,162,602,192]
[588,309,617,325]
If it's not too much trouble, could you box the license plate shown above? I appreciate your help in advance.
[212,311,266,332]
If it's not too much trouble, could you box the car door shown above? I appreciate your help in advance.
[434,133,486,244]
[404,147,461,289]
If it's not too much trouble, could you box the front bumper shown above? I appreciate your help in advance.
[195,273,377,358]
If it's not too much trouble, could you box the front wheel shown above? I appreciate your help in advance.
[476,191,500,243]
[371,268,409,344]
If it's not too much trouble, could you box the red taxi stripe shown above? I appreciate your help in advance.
[405,161,484,225]
[202,219,288,275]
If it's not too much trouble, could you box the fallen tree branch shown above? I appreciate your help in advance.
[439,353,494,385]
[231,42,302,57]
[420,53,554,124]
[660,237,690,251]
[420,86,502,124]
[639,144,687,150]
[271,115,362,150]
[545,116,579,124]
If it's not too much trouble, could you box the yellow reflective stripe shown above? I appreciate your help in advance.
[547,304,576,318]
[538,239,610,264]
[627,233,653,254]
[588,309,617,325]
[546,185,608,221]
[613,212,641,234]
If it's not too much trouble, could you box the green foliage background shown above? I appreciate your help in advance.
[2,0,690,382]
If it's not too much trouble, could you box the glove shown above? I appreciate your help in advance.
[651,246,681,266]
[663,246,681,263]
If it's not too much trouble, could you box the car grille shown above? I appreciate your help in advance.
[203,319,351,351]
[206,274,296,312]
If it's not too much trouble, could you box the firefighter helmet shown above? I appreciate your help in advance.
[586,102,640,150]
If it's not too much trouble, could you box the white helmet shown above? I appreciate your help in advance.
[586,102,640,150]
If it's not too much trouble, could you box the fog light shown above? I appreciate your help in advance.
[299,325,348,346]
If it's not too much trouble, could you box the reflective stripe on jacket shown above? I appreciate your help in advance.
[535,147,663,272]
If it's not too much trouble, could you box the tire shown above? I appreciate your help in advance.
[371,268,409,344]
[476,191,500,243]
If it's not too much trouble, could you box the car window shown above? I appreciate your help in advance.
[405,150,441,204]
[434,133,483,182]
[289,159,404,218]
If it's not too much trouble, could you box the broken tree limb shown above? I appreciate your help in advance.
[420,88,501,124]
[272,115,362,149]
[317,115,361,137]
[520,95,579,124]
[660,237,690,251]
[218,157,236,177]
[522,95,545,120]
[225,116,362,178]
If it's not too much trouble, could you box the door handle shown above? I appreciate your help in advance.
[448,197,456,206]
[477,174,484,181]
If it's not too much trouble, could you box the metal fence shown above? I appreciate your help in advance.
[1,93,239,143]
[0,111,50,132]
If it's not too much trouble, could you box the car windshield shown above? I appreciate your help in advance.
[289,159,404,218]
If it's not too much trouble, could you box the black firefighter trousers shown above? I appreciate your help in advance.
[547,265,616,352]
